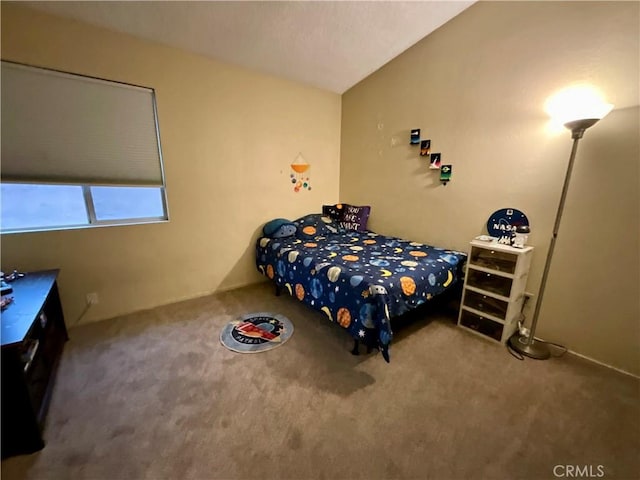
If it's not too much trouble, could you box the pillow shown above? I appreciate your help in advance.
[293,213,343,239]
[322,204,345,221]
[262,218,297,238]
[338,204,371,232]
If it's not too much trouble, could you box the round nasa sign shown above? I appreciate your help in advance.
[487,208,529,245]
[220,312,294,353]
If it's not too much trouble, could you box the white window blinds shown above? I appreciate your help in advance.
[1,61,165,186]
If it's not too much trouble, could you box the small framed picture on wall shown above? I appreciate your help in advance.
[430,152,441,169]
[420,140,431,156]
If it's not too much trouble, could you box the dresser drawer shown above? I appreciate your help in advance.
[469,246,517,274]
[466,269,513,298]
[459,310,503,342]
[463,290,508,320]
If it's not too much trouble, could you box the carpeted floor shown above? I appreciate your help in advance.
[2,281,638,480]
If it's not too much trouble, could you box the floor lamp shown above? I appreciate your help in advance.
[508,87,613,360]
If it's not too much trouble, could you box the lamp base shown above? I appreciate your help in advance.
[508,333,551,360]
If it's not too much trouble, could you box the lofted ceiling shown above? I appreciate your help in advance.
[24,1,475,94]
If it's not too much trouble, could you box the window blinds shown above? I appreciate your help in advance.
[1,61,165,186]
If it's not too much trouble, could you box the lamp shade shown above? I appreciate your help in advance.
[545,85,613,125]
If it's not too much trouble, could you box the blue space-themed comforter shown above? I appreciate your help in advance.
[255,214,467,362]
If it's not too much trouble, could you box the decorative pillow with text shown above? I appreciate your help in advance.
[338,204,371,232]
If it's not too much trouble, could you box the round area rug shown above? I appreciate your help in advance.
[220,312,294,353]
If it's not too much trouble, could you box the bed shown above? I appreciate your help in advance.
[255,213,467,362]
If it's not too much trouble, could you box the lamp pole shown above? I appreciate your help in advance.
[508,118,599,359]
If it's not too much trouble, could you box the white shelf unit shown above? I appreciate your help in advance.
[457,240,534,344]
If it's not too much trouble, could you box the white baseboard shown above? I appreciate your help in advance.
[531,333,639,379]
[567,349,640,380]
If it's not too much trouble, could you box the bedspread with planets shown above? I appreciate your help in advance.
[255,217,467,362]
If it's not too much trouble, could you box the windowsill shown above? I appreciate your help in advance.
[1,218,169,235]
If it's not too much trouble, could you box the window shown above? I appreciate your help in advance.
[91,186,166,221]
[0,61,168,233]
[0,184,167,233]
[1,184,87,231]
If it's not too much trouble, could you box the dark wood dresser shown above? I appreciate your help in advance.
[1,270,68,458]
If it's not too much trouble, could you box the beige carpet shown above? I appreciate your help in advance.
[2,281,638,480]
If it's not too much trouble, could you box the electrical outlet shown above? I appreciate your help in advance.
[86,292,99,305]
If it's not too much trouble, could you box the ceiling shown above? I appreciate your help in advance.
[24,1,475,94]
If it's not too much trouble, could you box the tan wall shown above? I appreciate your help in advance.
[1,4,341,326]
[341,2,639,374]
